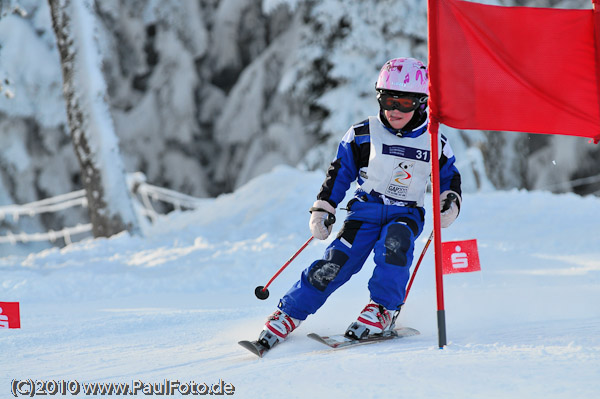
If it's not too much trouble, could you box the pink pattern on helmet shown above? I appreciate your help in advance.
[376,58,428,95]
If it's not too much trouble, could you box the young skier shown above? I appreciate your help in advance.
[257,57,462,348]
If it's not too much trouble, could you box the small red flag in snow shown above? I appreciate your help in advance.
[442,239,481,275]
[0,302,21,329]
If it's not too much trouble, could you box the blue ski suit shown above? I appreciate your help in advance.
[278,113,462,321]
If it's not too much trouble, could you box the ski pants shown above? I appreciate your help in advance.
[278,200,425,320]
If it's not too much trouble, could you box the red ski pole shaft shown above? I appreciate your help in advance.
[405,230,434,301]
[255,213,335,300]
[261,235,314,292]
[405,194,456,301]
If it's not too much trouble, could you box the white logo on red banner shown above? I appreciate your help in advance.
[0,302,20,329]
[442,239,481,274]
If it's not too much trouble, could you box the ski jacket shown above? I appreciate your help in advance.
[317,113,461,210]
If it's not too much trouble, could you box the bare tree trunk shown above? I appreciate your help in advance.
[48,0,140,238]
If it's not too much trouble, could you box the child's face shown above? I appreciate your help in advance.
[384,109,415,130]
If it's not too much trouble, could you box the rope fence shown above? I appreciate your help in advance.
[0,172,205,246]
[3,171,597,247]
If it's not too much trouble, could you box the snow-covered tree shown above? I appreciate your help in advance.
[48,0,140,237]
[0,0,598,256]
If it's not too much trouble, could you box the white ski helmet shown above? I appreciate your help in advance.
[376,57,428,95]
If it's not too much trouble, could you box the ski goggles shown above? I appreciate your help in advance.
[377,91,427,113]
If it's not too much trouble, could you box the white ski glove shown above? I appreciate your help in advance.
[440,190,461,228]
[309,200,336,240]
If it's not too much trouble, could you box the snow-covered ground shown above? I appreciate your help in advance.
[1,165,599,398]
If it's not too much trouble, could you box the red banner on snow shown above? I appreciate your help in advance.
[442,239,481,275]
[428,0,600,143]
[0,302,21,329]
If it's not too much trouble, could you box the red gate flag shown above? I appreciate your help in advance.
[442,239,481,274]
[0,302,21,329]
[428,0,600,143]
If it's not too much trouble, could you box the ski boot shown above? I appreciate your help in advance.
[345,301,399,340]
[258,309,302,349]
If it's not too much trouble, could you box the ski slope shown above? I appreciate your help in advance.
[1,165,599,398]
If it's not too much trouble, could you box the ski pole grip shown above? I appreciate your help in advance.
[325,213,336,227]
[309,207,336,227]
[441,192,458,213]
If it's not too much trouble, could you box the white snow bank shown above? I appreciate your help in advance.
[1,165,599,399]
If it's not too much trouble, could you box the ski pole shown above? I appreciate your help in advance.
[254,235,314,300]
[404,230,433,301]
[405,192,457,301]
[255,213,336,300]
